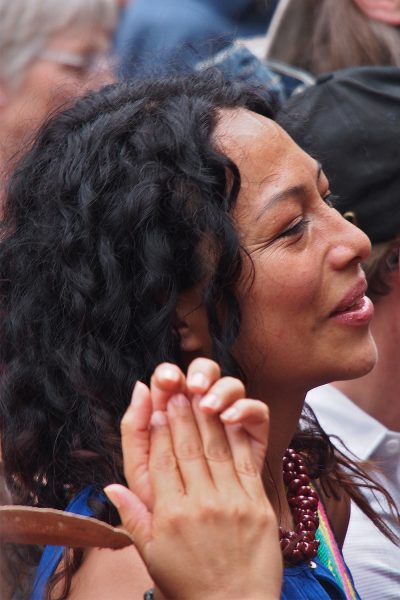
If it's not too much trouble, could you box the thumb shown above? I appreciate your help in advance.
[104,484,152,556]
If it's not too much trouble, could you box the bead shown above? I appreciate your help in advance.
[308,497,319,510]
[305,520,317,532]
[291,549,304,562]
[283,470,297,484]
[280,447,321,565]
[280,538,290,550]
[297,473,310,485]
[298,485,313,496]
[288,495,300,507]
[284,461,296,472]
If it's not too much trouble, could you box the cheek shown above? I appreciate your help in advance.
[30,64,80,102]
[247,267,320,325]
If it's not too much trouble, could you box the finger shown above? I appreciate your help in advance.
[166,393,213,493]
[186,358,221,395]
[223,424,267,500]
[104,484,151,557]
[220,399,270,473]
[121,381,153,508]
[198,376,246,414]
[191,394,240,494]
[150,363,186,411]
[149,411,184,505]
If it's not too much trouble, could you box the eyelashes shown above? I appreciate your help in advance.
[279,219,310,238]
[278,192,339,239]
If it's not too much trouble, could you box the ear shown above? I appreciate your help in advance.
[176,288,212,357]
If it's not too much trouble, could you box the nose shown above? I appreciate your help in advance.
[327,209,371,270]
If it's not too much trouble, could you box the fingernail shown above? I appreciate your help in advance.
[170,393,189,407]
[151,411,168,426]
[103,485,122,509]
[161,367,180,382]
[187,372,208,390]
[221,407,238,421]
[131,380,146,404]
[199,394,219,410]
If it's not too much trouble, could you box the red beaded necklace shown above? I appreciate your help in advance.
[280,448,320,564]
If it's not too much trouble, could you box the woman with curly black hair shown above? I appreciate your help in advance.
[0,70,396,599]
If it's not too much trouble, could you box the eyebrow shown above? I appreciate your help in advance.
[256,161,323,221]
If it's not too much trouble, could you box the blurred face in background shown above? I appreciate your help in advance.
[353,0,400,25]
[0,22,114,167]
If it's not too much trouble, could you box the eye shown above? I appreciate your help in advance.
[279,218,310,238]
[322,192,339,207]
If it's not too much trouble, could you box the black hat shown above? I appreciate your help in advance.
[277,66,400,244]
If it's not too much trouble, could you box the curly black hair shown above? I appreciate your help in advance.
[0,70,396,599]
[0,70,274,508]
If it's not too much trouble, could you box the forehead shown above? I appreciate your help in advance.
[48,23,111,52]
[214,107,316,190]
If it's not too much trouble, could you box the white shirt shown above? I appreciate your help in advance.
[306,384,400,600]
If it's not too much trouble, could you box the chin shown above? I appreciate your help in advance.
[332,335,378,382]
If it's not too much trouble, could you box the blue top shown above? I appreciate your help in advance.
[30,487,360,600]
[29,488,102,600]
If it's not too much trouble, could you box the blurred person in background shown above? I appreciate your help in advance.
[257,0,400,75]
[115,0,278,79]
[278,66,400,600]
[0,0,118,187]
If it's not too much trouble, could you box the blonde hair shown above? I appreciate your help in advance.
[0,0,118,86]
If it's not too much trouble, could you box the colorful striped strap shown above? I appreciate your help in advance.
[316,501,358,600]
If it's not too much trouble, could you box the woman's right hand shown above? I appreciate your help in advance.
[105,362,283,600]
[119,359,273,512]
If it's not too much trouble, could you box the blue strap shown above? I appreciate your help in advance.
[30,487,105,600]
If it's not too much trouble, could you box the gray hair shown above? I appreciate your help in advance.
[0,0,118,85]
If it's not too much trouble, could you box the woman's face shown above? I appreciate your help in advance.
[214,108,377,398]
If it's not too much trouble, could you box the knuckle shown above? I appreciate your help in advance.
[176,439,203,460]
[256,507,276,529]
[189,357,220,375]
[205,439,231,461]
[219,376,246,397]
[122,513,140,537]
[198,500,221,520]
[161,505,184,527]
[235,457,258,477]
[151,449,177,471]
[224,502,249,524]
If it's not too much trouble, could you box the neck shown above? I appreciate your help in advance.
[253,386,306,529]
[334,291,400,431]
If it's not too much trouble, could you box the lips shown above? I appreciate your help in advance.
[329,278,374,326]
[330,279,368,316]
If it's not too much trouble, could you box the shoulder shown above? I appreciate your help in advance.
[66,545,152,600]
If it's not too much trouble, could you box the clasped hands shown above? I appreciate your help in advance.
[105,358,282,600]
